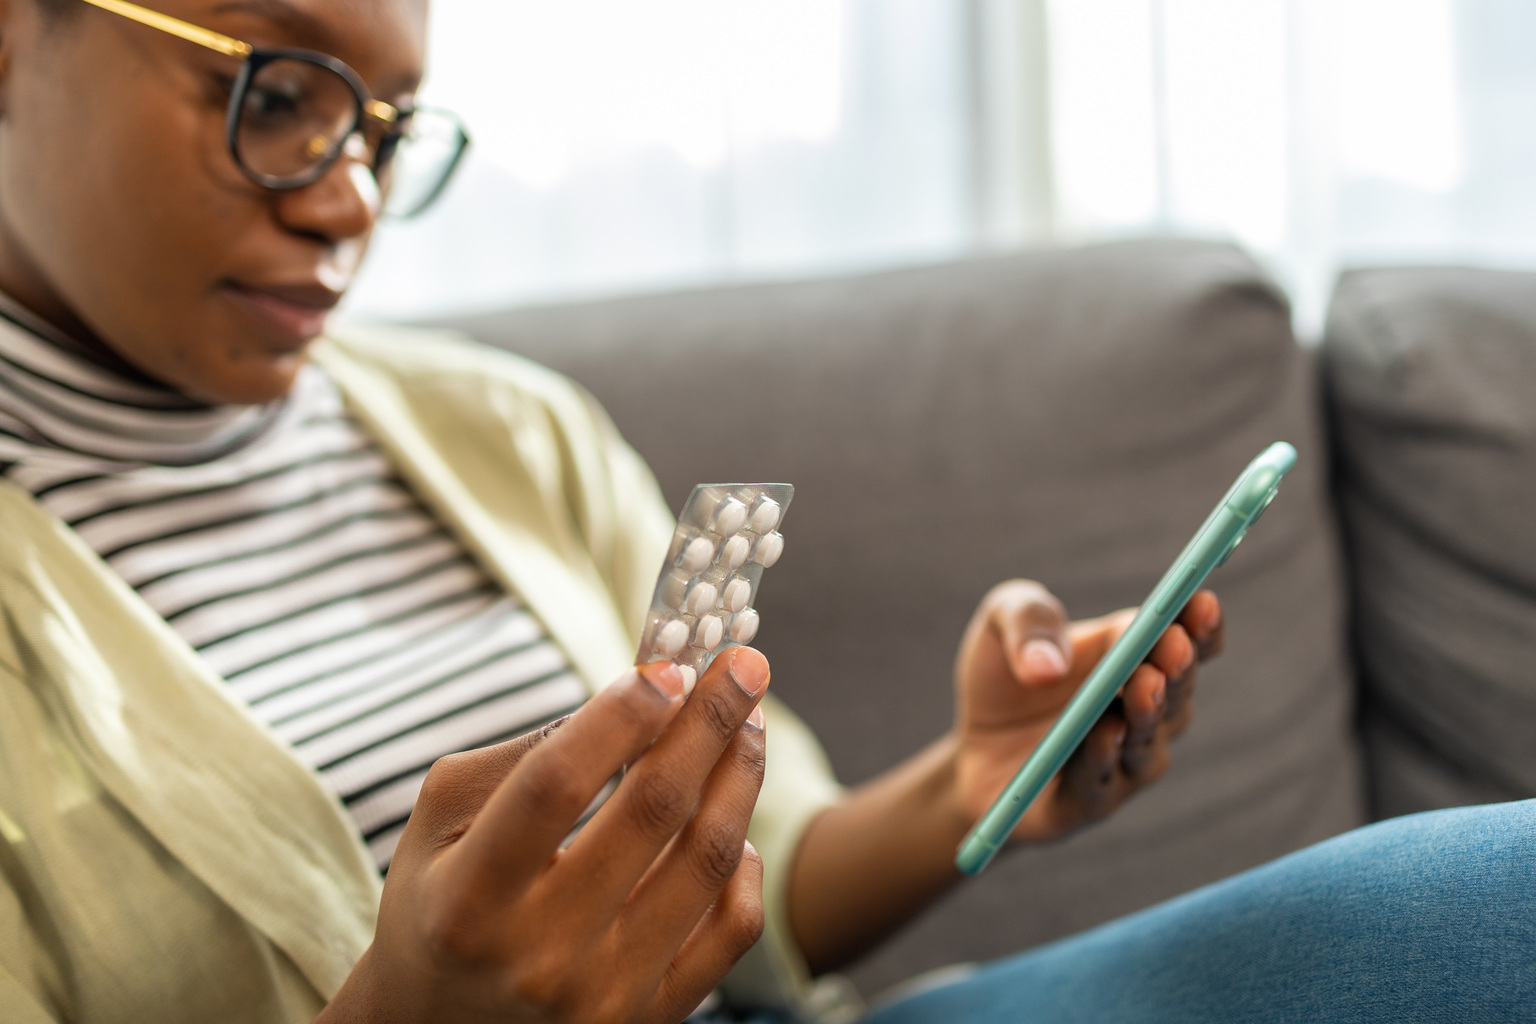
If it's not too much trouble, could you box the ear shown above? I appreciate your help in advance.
[0,0,53,121]
[0,0,14,118]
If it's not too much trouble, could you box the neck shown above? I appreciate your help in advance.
[0,227,160,385]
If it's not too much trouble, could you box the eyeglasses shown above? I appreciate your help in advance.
[79,0,470,219]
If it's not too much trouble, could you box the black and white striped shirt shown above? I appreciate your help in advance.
[0,299,587,869]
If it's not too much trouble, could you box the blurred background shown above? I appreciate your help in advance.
[346,0,1536,339]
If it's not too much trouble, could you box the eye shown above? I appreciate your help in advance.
[237,59,325,134]
[243,80,305,124]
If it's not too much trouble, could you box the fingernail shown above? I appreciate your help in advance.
[1114,727,1126,748]
[638,661,685,700]
[1154,683,1166,709]
[728,647,770,696]
[746,704,765,730]
[1022,639,1067,678]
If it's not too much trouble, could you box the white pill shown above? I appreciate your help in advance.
[722,577,752,614]
[693,615,724,650]
[680,537,715,574]
[753,532,784,568]
[729,609,760,644]
[750,498,782,534]
[684,581,719,617]
[720,535,750,571]
[678,664,697,696]
[712,498,749,536]
[655,619,689,657]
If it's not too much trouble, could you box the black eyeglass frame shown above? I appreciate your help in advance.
[77,0,470,219]
[227,47,470,218]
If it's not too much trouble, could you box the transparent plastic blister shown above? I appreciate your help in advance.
[636,483,793,694]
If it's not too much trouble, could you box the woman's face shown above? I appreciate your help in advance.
[0,0,427,404]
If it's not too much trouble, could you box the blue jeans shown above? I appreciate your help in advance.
[851,800,1536,1023]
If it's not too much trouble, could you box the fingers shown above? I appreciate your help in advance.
[548,647,770,927]
[1122,618,1203,772]
[1144,590,1222,738]
[441,662,688,902]
[1052,709,1135,829]
[1159,628,1199,737]
[646,842,766,1023]
[1179,589,1225,660]
[1125,590,1221,747]
[1057,695,1174,826]
[610,716,766,983]
[1084,624,1197,800]
[1145,621,1194,682]
[1012,591,1222,841]
[1064,606,1139,680]
[1060,633,1192,827]
[984,580,1071,685]
[1122,659,1186,775]
[1119,660,1165,765]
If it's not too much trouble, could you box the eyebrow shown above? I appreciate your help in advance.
[209,0,423,96]
[210,0,342,52]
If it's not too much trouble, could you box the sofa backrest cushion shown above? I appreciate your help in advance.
[436,239,1363,995]
[1324,267,1536,819]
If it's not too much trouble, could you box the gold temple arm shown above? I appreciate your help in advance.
[77,0,401,123]
[80,0,253,58]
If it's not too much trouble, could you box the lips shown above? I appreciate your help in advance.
[221,280,344,344]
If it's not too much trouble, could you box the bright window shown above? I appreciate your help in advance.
[348,0,1536,337]
[347,0,971,319]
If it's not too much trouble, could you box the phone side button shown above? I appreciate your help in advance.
[1155,563,1200,615]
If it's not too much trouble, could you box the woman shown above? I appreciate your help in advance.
[0,1,1528,1022]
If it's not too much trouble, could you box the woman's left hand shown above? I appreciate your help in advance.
[952,579,1224,846]
[788,579,1225,973]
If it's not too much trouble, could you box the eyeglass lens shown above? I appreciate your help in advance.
[380,109,467,218]
[233,56,466,218]
[236,58,357,182]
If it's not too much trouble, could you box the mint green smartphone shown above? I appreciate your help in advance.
[955,441,1298,875]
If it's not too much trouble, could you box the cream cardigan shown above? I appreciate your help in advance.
[0,323,842,1022]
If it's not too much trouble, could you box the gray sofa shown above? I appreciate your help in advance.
[437,239,1535,998]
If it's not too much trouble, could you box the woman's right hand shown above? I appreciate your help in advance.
[316,646,773,1024]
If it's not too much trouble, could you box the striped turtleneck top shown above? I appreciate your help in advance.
[0,297,587,870]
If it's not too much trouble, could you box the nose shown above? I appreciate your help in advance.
[272,137,380,244]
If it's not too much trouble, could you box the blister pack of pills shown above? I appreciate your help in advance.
[636,483,793,694]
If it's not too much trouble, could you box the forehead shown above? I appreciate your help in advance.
[180,0,429,92]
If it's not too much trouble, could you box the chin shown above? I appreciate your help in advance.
[189,349,312,406]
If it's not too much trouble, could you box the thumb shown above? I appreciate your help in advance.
[1020,635,1069,682]
[987,580,1071,686]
